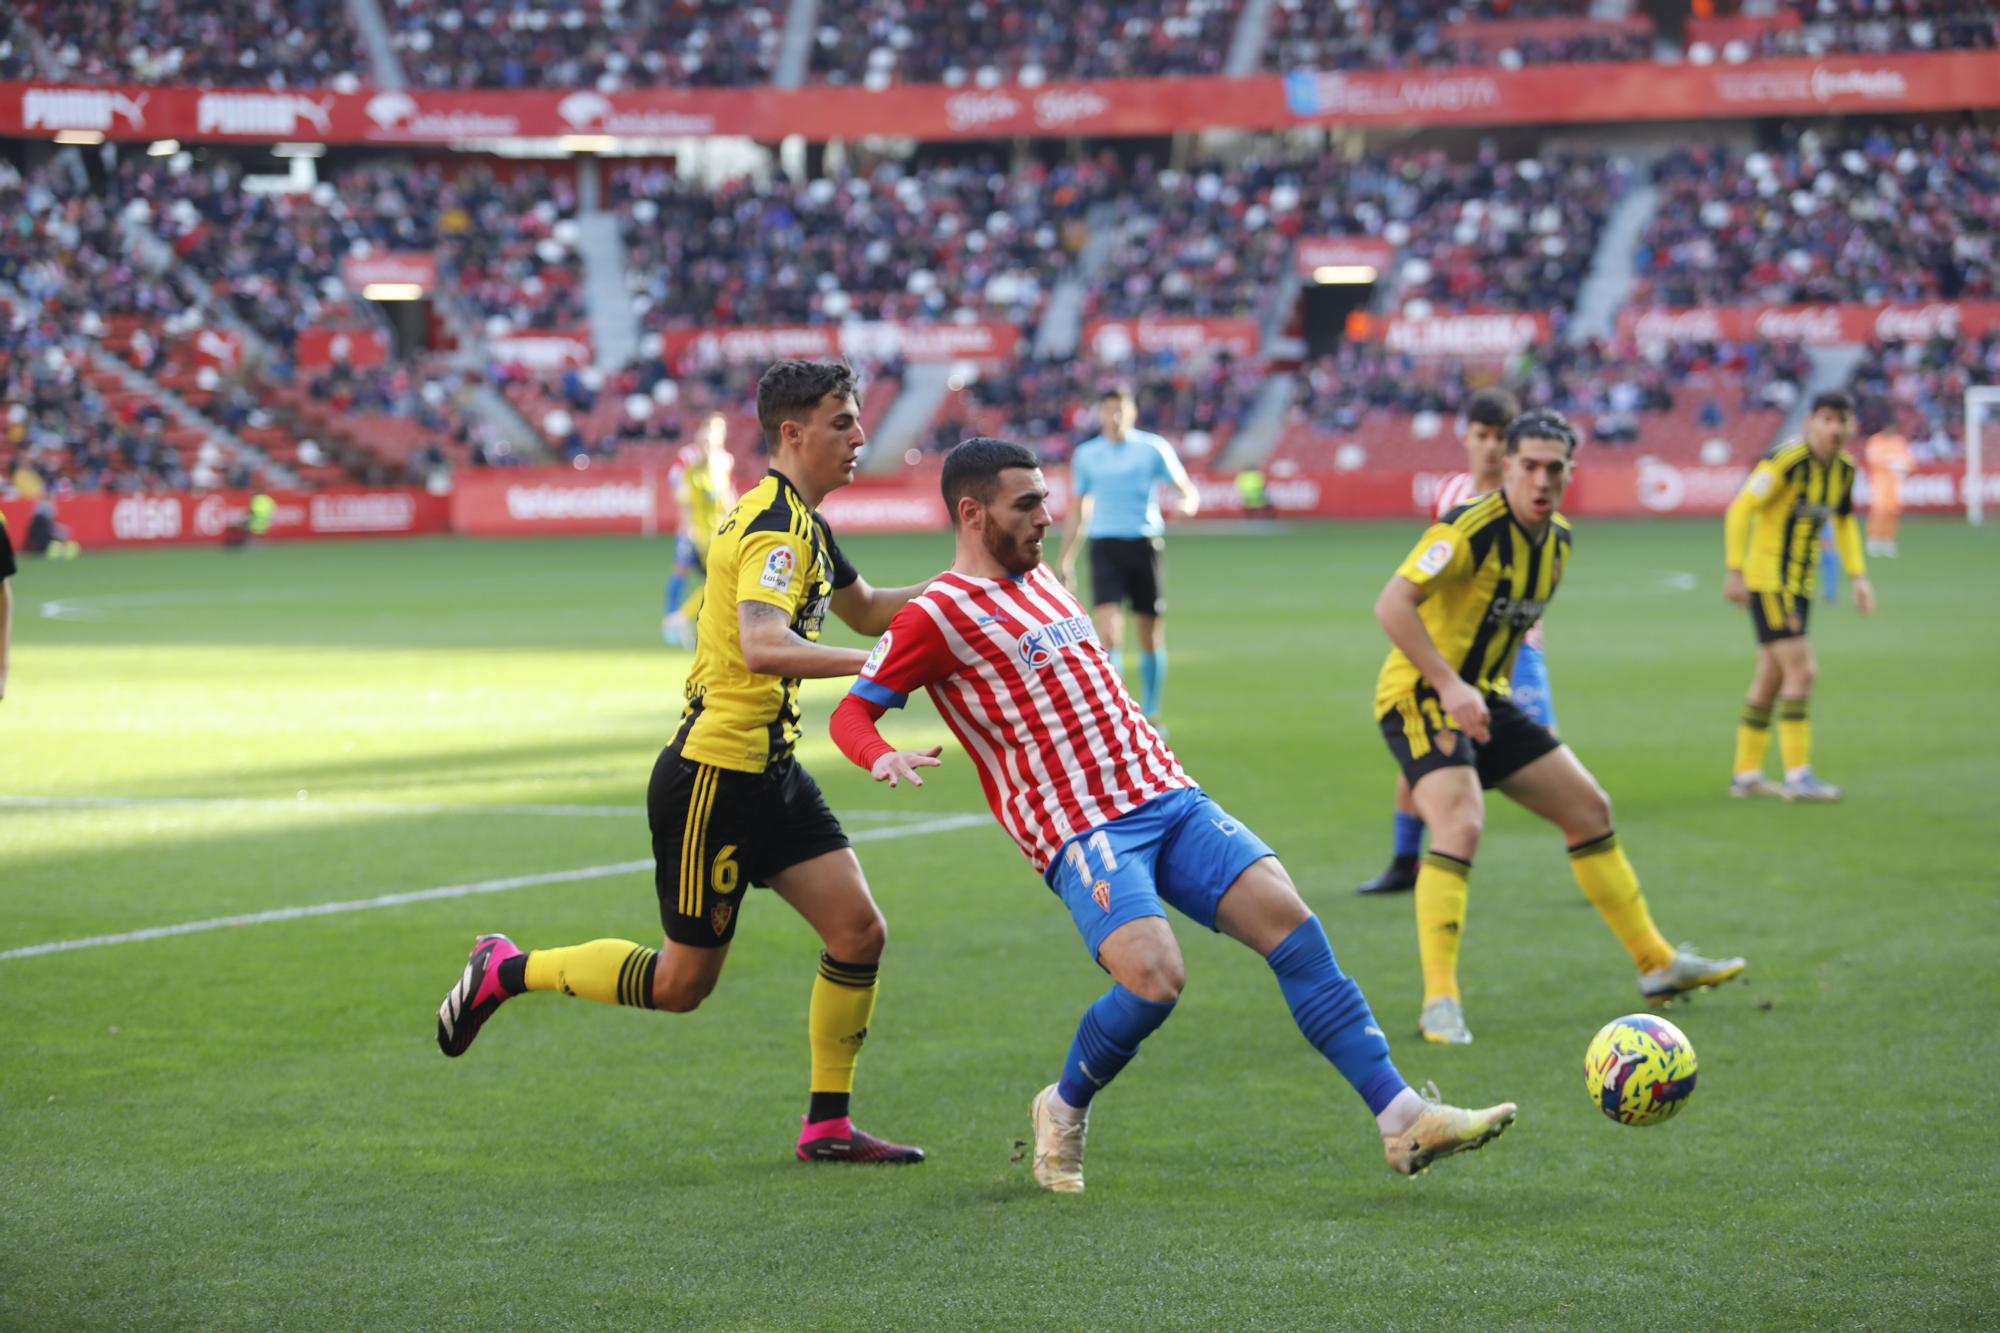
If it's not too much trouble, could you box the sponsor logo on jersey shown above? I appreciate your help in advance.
[1015,613,1097,670]
[760,547,796,592]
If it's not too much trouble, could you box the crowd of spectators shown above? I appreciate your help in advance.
[613,155,1116,330]
[1746,1,1999,58]
[1268,1,1653,73]
[1634,122,2000,308]
[387,0,780,91]
[811,0,1241,88]
[1851,329,2000,453]
[1291,334,1808,453]
[16,0,364,87]
[930,346,1261,462]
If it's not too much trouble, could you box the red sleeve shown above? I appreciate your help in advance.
[831,693,895,772]
[836,599,959,772]
[848,599,958,709]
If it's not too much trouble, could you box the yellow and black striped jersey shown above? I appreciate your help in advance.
[1724,439,1863,595]
[673,449,737,558]
[1375,492,1572,717]
[676,470,857,772]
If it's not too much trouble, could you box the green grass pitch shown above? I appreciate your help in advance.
[2,521,1996,1329]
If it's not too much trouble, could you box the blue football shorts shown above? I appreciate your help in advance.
[1509,640,1557,731]
[1042,787,1276,961]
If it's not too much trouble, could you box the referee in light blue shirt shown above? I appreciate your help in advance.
[1057,385,1199,721]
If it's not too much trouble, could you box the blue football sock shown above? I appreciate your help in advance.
[1108,647,1125,676]
[1266,916,1408,1115]
[1139,650,1165,716]
[1391,811,1425,859]
[1056,983,1176,1109]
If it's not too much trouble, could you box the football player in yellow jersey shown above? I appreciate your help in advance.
[662,410,738,648]
[1373,410,1745,1045]
[437,361,941,1164]
[1724,390,1875,802]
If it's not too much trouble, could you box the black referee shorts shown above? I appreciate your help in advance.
[647,746,850,947]
[1089,536,1165,617]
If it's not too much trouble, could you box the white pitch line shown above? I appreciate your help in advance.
[0,812,989,963]
[0,795,962,824]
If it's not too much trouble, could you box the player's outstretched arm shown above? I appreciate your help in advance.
[1375,575,1490,741]
[831,574,940,638]
[738,603,871,679]
[830,693,944,787]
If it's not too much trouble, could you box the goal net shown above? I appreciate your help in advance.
[1967,386,1998,526]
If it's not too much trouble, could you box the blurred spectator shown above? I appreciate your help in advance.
[813,0,1242,87]
[1852,329,2000,452]
[390,0,780,89]
[20,0,365,87]
[1635,122,2000,307]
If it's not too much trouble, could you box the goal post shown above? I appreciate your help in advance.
[1967,386,1999,527]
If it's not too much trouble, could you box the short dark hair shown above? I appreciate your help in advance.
[942,437,1041,524]
[1505,408,1580,457]
[756,360,859,451]
[1809,389,1857,417]
[1464,387,1520,430]
[1098,385,1134,404]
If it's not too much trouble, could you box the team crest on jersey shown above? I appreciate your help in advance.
[1092,880,1112,913]
[1015,613,1097,671]
[862,631,893,677]
[710,900,735,936]
[759,547,795,592]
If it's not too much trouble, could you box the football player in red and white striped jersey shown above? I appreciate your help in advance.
[831,438,1516,1190]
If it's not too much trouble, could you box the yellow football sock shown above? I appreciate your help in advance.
[1778,697,1811,773]
[522,939,658,1008]
[1568,834,1674,974]
[1415,851,1471,1003]
[808,953,879,1097]
[1735,701,1773,776]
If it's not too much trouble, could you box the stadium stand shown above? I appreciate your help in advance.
[16,0,366,87]
[387,0,781,91]
[1272,336,1803,473]
[611,156,1112,328]
[1852,329,2000,452]
[809,0,1243,87]
[1634,122,2000,307]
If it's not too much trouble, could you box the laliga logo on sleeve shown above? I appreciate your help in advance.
[862,631,893,678]
[759,547,795,592]
[1414,537,1455,576]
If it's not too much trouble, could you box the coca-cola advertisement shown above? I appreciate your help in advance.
[489,330,594,372]
[451,466,668,536]
[1620,301,2000,347]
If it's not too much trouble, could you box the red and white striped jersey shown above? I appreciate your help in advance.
[1431,470,1483,521]
[1432,471,1545,652]
[848,564,1192,871]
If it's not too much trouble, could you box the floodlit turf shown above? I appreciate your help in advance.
[2,521,1996,1329]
